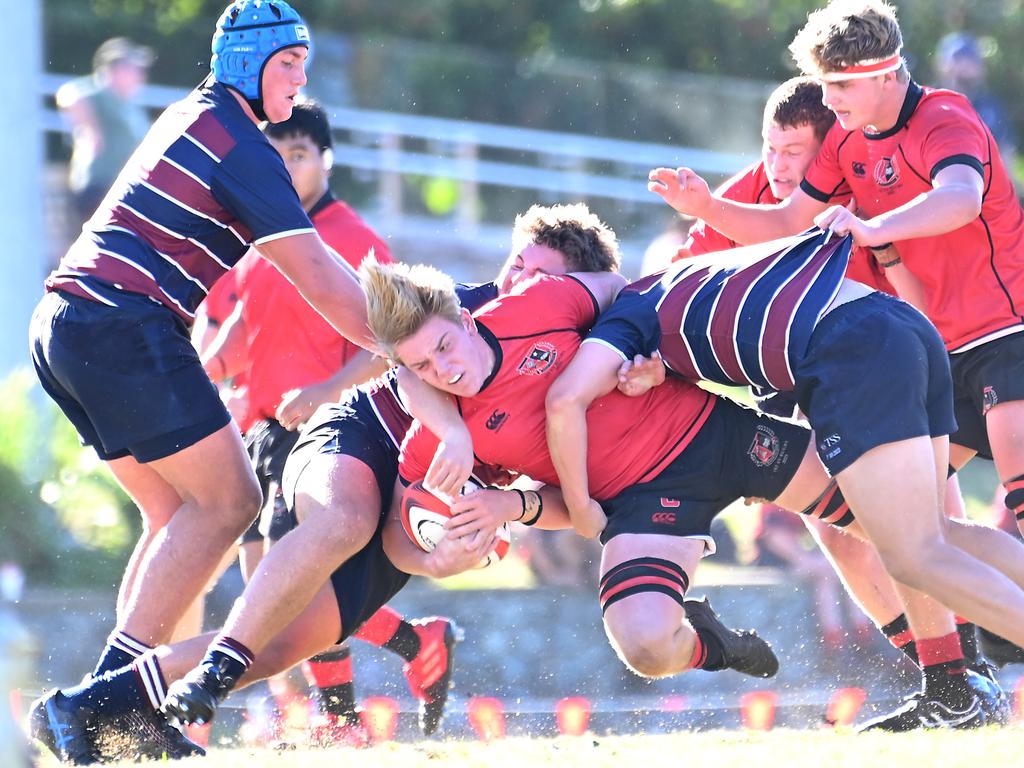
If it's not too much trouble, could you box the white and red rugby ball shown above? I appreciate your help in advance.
[400,480,511,568]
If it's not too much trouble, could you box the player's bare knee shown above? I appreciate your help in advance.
[875,545,936,591]
[613,631,675,678]
[300,503,377,557]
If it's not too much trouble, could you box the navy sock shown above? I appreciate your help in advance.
[92,630,153,677]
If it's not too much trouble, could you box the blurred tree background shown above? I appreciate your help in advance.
[0,372,139,589]
[43,0,1024,139]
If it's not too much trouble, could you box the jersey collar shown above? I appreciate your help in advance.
[475,321,503,393]
[307,190,336,219]
[865,80,924,141]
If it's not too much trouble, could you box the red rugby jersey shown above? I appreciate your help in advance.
[683,161,893,294]
[235,193,392,423]
[802,83,1024,352]
[398,274,715,500]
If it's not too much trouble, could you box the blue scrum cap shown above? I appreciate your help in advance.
[211,0,311,120]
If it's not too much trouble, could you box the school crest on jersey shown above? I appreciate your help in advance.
[518,342,556,376]
[748,425,781,467]
[873,156,900,188]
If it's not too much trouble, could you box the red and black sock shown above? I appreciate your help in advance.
[354,606,421,662]
[919,633,971,706]
[880,614,918,665]
[304,645,358,724]
[955,616,980,665]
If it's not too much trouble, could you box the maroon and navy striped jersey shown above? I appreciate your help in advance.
[46,82,314,324]
[587,229,852,392]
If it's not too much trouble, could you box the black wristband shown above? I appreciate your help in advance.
[878,255,902,268]
[521,490,543,526]
[512,488,527,521]
[868,242,894,252]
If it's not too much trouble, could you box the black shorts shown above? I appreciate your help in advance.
[29,291,230,462]
[794,293,956,475]
[241,419,302,543]
[280,398,409,643]
[599,397,810,551]
[949,331,1024,459]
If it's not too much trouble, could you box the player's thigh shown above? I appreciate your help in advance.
[292,453,383,548]
[986,400,1024,482]
[599,533,705,641]
[147,421,261,514]
[106,454,183,530]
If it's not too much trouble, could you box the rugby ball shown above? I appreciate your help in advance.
[400,480,511,568]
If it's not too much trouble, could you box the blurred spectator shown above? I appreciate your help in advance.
[520,527,600,589]
[56,37,154,221]
[753,504,873,652]
[934,32,1020,190]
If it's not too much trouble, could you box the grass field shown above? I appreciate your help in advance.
[34,728,1024,768]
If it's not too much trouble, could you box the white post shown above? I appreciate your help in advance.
[0,0,46,377]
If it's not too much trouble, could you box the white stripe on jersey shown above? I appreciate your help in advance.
[161,154,212,190]
[252,227,318,246]
[72,279,118,306]
[183,132,222,163]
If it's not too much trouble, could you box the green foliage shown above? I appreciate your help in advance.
[0,370,138,588]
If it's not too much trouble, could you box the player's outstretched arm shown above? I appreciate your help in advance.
[818,164,983,247]
[545,343,622,539]
[396,367,475,498]
[276,350,392,431]
[649,166,826,245]
[256,232,376,351]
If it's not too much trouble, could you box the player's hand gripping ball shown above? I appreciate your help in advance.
[400,480,511,568]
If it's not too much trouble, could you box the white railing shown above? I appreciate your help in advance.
[40,73,754,238]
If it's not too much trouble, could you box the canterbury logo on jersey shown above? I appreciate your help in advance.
[485,409,508,431]
[651,512,677,524]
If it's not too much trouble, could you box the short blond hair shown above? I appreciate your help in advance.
[510,203,621,273]
[361,258,462,363]
[790,0,905,78]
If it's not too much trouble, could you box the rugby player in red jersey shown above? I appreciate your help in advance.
[650,0,1024,546]
[359,234,907,686]
[550,225,1024,730]
[667,74,1005,726]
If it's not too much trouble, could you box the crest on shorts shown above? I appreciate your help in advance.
[518,342,556,376]
[983,385,999,414]
[874,156,900,188]
[748,425,780,467]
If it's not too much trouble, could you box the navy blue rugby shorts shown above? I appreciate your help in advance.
[600,397,811,552]
[280,399,410,643]
[794,292,956,475]
[948,330,1024,460]
[30,290,230,462]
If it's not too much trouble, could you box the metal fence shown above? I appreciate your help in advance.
[40,73,754,245]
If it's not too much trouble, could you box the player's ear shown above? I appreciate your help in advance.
[321,147,334,172]
[460,307,476,334]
